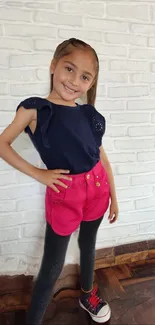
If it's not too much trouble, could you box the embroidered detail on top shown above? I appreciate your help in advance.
[92,115,105,133]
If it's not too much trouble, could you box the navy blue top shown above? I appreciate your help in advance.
[16,97,106,174]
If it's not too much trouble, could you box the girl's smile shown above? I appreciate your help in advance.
[63,84,77,94]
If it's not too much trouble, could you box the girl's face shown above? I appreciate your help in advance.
[50,48,96,105]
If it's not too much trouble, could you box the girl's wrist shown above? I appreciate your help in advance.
[110,194,117,202]
[31,166,42,181]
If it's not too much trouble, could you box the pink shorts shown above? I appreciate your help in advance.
[45,161,110,236]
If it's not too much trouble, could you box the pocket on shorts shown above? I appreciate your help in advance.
[47,184,67,203]
[94,168,110,198]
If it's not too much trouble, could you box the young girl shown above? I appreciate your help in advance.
[0,38,118,324]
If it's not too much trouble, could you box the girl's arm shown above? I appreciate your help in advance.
[99,145,117,201]
[0,107,72,190]
[0,107,38,179]
[99,145,118,222]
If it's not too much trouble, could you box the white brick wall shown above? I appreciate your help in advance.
[0,0,155,276]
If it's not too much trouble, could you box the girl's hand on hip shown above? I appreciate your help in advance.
[35,168,72,192]
[108,199,119,224]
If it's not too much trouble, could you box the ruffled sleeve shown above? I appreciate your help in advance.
[16,97,54,148]
[83,105,106,147]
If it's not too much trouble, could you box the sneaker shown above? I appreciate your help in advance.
[79,287,111,323]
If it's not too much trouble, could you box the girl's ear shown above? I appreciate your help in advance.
[50,59,57,74]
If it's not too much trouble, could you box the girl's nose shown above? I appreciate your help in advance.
[70,75,79,87]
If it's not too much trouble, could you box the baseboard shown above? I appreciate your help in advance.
[0,239,154,313]
[95,239,155,269]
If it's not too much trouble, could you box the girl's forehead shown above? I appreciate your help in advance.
[61,48,97,74]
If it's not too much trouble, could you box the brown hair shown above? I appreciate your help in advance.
[50,38,99,106]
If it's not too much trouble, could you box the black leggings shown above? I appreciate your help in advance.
[26,216,103,325]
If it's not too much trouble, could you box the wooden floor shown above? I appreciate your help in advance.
[1,260,155,324]
[43,259,155,325]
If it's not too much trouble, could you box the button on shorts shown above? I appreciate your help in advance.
[45,161,110,236]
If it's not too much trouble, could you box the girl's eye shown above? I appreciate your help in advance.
[66,67,73,72]
[82,75,89,81]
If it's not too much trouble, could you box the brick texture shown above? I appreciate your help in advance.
[0,0,155,275]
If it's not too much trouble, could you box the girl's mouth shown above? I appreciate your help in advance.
[63,84,77,94]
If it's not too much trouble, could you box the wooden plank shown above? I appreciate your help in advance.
[112,264,133,280]
[0,275,32,293]
[0,310,26,325]
[148,249,155,259]
[115,251,148,265]
[44,297,90,325]
[130,258,155,267]
[0,292,30,313]
[95,247,114,260]
[147,240,155,250]
[0,312,15,325]
[96,267,126,302]
[14,310,26,325]
[94,258,115,270]
[131,262,155,278]
[121,275,155,286]
[53,289,80,302]
[114,241,148,256]
[116,297,155,325]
